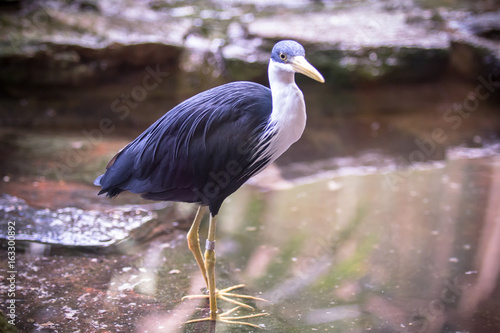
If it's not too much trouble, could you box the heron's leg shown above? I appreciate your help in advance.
[205,213,218,320]
[184,213,269,328]
[183,207,267,310]
[186,205,208,286]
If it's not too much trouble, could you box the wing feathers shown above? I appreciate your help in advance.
[96,82,273,208]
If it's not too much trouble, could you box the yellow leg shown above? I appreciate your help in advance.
[186,205,208,287]
[183,208,269,328]
[205,213,218,320]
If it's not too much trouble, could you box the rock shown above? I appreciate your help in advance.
[0,42,182,86]
[0,0,499,128]
[247,8,450,85]
[0,0,452,89]
[78,0,100,13]
[0,194,168,248]
[447,12,500,100]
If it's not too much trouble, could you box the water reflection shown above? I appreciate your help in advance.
[210,153,500,332]
[458,157,500,327]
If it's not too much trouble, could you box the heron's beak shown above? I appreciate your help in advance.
[291,56,325,83]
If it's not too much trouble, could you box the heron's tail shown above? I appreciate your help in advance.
[94,174,103,186]
[94,173,125,197]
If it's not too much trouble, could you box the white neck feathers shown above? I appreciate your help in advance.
[265,60,307,162]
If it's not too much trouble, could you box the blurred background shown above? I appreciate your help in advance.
[1,0,500,332]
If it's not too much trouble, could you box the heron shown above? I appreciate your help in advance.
[95,40,324,328]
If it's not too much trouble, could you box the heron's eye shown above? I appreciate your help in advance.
[279,53,287,61]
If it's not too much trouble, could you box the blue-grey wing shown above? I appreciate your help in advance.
[96,82,273,211]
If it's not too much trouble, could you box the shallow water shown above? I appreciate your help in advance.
[2,149,500,332]
[216,150,500,332]
[1,78,500,332]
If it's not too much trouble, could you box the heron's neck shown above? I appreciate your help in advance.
[266,60,307,160]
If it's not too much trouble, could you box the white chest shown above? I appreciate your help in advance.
[266,81,307,162]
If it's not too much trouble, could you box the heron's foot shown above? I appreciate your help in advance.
[185,306,269,329]
[182,284,269,310]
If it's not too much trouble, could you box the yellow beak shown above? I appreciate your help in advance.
[290,56,325,83]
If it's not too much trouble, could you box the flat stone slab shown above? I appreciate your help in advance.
[0,194,169,247]
[248,9,449,49]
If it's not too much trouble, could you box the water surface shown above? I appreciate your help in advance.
[1,79,500,332]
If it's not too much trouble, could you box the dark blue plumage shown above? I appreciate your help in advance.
[96,81,274,215]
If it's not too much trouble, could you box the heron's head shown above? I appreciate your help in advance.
[270,40,325,83]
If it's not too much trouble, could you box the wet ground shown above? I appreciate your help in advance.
[1,76,500,333]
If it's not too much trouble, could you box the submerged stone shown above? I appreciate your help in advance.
[0,194,166,247]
